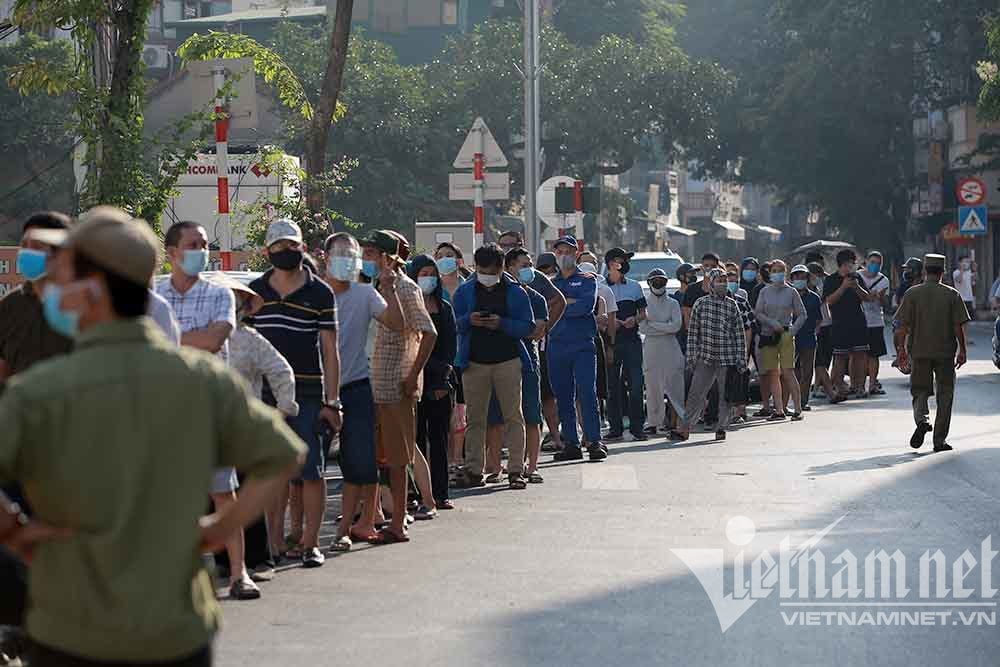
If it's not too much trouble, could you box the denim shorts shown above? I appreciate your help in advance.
[287,396,324,482]
[487,370,542,426]
[339,379,378,485]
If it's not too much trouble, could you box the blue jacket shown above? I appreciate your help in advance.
[550,269,598,347]
[453,274,536,371]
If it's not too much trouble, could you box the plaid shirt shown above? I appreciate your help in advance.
[371,271,437,403]
[155,277,235,361]
[687,293,746,369]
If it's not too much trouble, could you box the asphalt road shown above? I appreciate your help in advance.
[215,323,1000,666]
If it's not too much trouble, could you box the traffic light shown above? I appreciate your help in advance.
[555,185,600,213]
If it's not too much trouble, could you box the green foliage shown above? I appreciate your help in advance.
[551,0,684,49]
[177,31,330,121]
[977,16,1000,122]
[0,36,76,225]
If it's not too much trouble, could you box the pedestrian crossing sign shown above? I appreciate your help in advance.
[958,206,988,236]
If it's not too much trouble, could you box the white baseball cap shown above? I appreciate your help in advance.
[265,218,303,247]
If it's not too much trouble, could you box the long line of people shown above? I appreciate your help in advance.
[1,211,902,610]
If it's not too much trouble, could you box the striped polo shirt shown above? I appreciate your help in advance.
[250,266,337,398]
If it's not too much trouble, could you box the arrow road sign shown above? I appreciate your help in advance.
[957,177,987,206]
[958,206,988,236]
[453,117,508,169]
[449,172,510,201]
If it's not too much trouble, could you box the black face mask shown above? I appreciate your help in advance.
[270,249,303,271]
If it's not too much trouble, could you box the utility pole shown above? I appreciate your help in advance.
[523,0,540,254]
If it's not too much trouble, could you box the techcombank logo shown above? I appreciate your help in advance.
[672,516,999,632]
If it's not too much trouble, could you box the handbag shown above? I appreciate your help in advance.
[725,366,750,404]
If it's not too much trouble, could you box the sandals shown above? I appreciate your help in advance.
[229,577,261,600]
[527,471,544,484]
[329,536,352,553]
[508,474,528,490]
[437,499,456,510]
[414,505,438,521]
[369,528,410,545]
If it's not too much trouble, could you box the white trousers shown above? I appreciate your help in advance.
[643,335,687,427]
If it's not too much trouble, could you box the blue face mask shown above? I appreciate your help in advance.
[727,282,738,294]
[180,249,209,277]
[792,279,808,290]
[742,269,757,282]
[42,284,81,338]
[867,262,881,274]
[436,257,458,275]
[518,267,535,284]
[327,256,361,281]
[361,259,379,278]
[418,276,438,295]
[16,248,48,280]
[770,272,786,284]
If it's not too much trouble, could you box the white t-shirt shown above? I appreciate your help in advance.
[596,281,618,315]
[953,269,975,302]
[860,272,889,328]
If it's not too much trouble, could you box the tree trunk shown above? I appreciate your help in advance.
[305,0,355,213]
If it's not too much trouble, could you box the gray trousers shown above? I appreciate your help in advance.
[682,361,732,432]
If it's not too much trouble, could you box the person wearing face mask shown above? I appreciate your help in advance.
[362,230,438,542]
[248,219,342,568]
[677,269,748,441]
[754,259,807,420]
[452,244,534,489]
[408,254,458,511]
[548,236,606,461]
[671,263,696,355]
[952,255,977,322]
[790,265,823,412]
[322,233,404,551]
[577,251,616,430]
[0,206,305,666]
[822,249,870,399]
[640,268,686,436]
[0,211,74,393]
[859,251,890,395]
[725,264,755,423]
[534,252,565,454]
[604,247,648,441]
[739,257,761,306]
[434,242,469,301]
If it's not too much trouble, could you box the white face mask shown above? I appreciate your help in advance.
[477,273,500,287]
[556,254,577,272]
[578,262,597,274]
[650,286,666,296]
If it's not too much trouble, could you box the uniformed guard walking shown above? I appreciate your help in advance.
[893,253,969,452]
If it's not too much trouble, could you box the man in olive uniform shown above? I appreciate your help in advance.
[893,254,969,452]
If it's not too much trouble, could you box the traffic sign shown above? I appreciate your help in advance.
[958,206,988,236]
[957,177,987,206]
[453,117,508,169]
[449,172,510,201]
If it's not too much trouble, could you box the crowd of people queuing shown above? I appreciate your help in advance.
[0,206,970,666]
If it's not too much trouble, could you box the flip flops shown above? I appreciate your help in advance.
[369,528,410,545]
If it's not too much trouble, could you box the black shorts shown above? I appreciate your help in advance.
[815,326,833,370]
[867,327,887,358]
[540,347,553,401]
[832,319,869,356]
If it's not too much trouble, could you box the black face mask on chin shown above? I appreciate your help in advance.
[270,248,303,271]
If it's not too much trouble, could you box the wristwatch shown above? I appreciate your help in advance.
[1,500,29,541]
[324,399,344,412]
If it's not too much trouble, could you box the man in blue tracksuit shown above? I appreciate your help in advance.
[548,236,607,462]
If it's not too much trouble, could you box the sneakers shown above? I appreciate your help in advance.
[933,443,954,452]
[414,505,438,521]
[302,547,325,569]
[553,446,584,461]
[587,443,609,461]
[790,412,804,422]
[604,431,625,442]
[715,431,727,441]
[910,422,932,449]
[630,431,648,441]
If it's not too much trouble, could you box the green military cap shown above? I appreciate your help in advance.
[923,253,946,271]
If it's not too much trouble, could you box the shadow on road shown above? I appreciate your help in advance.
[805,451,931,476]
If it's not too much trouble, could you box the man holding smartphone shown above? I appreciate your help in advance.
[453,244,536,489]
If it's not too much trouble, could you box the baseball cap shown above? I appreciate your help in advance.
[265,218,303,247]
[605,247,634,265]
[360,229,404,264]
[536,252,557,271]
[553,235,578,250]
[790,264,810,276]
[807,262,825,276]
[26,206,160,287]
